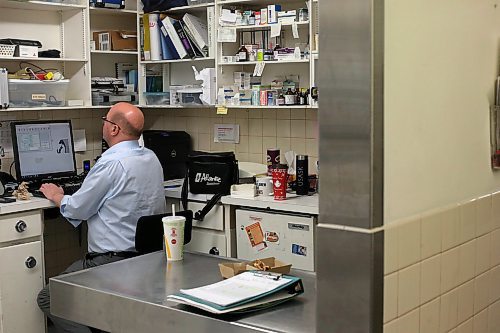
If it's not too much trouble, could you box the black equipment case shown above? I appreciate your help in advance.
[142,130,192,181]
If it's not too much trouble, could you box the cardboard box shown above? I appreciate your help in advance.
[93,31,137,51]
[218,257,292,279]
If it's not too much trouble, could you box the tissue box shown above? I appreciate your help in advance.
[218,257,292,279]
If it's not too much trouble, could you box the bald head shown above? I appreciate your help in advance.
[108,102,144,139]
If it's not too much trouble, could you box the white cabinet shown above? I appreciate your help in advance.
[0,209,45,333]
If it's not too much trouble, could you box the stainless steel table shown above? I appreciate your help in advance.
[50,252,316,333]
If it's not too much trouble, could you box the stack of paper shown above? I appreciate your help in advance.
[167,271,303,314]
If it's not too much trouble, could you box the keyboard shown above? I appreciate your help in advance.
[29,175,85,197]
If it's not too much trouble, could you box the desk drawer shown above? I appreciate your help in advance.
[0,211,42,244]
[189,201,224,231]
[185,229,226,256]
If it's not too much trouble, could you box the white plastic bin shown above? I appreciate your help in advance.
[8,79,69,108]
[143,92,170,105]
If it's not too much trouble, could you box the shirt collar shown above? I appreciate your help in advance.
[103,140,140,156]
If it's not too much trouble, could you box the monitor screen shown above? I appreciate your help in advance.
[11,120,77,181]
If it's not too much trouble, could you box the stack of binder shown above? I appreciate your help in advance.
[167,271,304,314]
[141,9,213,61]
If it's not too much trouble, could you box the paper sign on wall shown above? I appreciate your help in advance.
[214,124,239,143]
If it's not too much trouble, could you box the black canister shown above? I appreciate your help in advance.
[296,155,309,195]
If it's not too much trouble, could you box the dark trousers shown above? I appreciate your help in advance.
[37,253,133,333]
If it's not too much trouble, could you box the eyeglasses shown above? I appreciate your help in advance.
[101,116,121,130]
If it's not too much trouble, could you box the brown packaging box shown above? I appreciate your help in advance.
[218,257,292,279]
[92,31,137,51]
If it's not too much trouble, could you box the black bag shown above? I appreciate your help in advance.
[141,0,187,13]
[142,130,191,181]
[182,151,238,221]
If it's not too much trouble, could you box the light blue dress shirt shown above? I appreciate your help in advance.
[60,140,166,253]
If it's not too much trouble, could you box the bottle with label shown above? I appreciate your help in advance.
[277,93,285,106]
[237,45,248,62]
[296,155,309,195]
[284,88,295,105]
[304,88,310,105]
[299,90,306,105]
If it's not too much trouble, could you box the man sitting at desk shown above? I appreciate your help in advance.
[37,102,166,333]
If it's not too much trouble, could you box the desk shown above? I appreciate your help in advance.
[50,252,316,333]
[0,197,54,333]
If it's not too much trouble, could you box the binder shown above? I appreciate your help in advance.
[206,6,215,58]
[182,13,208,57]
[142,14,151,60]
[161,16,189,59]
[167,271,304,314]
[148,13,162,61]
[158,17,179,60]
[180,21,204,58]
[172,19,196,59]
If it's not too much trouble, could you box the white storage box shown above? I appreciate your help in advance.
[8,79,69,108]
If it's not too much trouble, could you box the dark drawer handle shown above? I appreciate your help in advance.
[15,220,27,233]
[25,256,37,269]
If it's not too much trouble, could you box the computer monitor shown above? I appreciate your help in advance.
[11,120,77,182]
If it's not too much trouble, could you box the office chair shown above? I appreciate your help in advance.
[135,210,193,254]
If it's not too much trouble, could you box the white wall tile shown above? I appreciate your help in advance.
[398,218,421,269]
[459,200,476,244]
[248,109,263,119]
[276,137,291,155]
[262,109,276,119]
[290,108,306,119]
[305,139,318,157]
[276,109,290,119]
[458,240,476,285]
[440,289,459,333]
[248,136,263,154]
[235,135,249,153]
[290,120,305,138]
[488,300,500,333]
[491,191,500,230]
[290,138,306,155]
[236,118,249,136]
[421,212,442,260]
[474,271,492,314]
[441,206,460,251]
[305,109,317,120]
[490,266,500,305]
[385,226,399,275]
[262,137,277,153]
[475,234,491,275]
[476,195,493,237]
[262,118,277,136]
[441,247,460,293]
[276,119,291,138]
[305,120,317,139]
[384,272,398,323]
[490,229,500,267]
[473,308,489,333]
[249,118,263,136]
[398,308,420,333]
[420,297,440,333]
[421,255,441,304]
[398,263,421,316]
[457,280,474,325]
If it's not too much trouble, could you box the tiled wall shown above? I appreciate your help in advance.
[1,107,318,278]
[143,108,319,172]
[383,192,500,332]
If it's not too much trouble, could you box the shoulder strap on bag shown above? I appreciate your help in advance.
[194,193,222,221]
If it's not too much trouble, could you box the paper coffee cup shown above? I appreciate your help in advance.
[162,216,185,261]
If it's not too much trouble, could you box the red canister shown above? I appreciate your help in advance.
[272,164,288,200]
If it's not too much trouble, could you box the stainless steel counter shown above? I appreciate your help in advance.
[50,252,316,333]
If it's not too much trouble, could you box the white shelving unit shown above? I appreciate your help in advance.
[0,0,90,110]
[0,0,319,110]
[215,0,315,109]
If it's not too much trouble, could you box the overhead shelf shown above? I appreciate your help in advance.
[89,7,137,16]
[222,21,309,31]
[219,59,309,65]
[91,50,138,55]
[0,0,86,11]
[141,57,215,65]
[0,57,87,62]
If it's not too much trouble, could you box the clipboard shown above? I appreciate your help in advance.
[166,271,304,314]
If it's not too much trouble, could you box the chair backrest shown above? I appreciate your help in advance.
[135,210,193,254]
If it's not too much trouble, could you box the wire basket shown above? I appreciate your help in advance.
[0,44,16,58]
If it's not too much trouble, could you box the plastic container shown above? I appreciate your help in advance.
[178,88,203,105]
[187,0,208,5]
[143,92,170,105]
[0,44,16,58]
[8,79,69,108]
